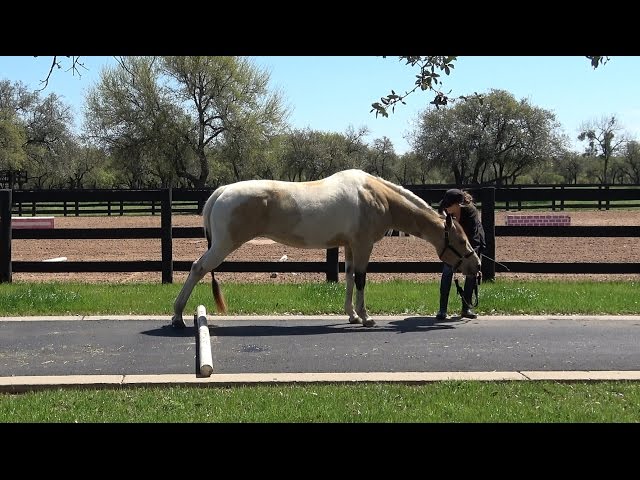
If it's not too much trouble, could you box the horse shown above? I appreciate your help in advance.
[171,169,482,328]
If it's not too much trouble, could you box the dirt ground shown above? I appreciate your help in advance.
[10,210,640,284]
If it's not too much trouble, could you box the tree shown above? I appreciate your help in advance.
[161,56,288,187]
[363,136,396,179]
[578,115,628,184]
[390,151,426,185]
[409,89,566,185]
[0,109,27,171]
[555,152,585,184]
[84,56,169,188]
[59,141,110,189]
[279,127,367,182]
[85,56,289,188]
[622,140,640,183]
[0,79,77,188]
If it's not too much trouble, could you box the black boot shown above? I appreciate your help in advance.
[436,271,452,320]
[461,274,478,319]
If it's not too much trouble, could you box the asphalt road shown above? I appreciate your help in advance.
[2,314,640,391]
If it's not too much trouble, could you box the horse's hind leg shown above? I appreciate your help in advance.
[172,240,234,328]
[352,243,375,327]
[344,245,361,324]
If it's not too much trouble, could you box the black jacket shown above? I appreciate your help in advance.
[457,204,486,254]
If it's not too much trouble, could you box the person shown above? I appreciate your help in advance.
[436,188,486,320]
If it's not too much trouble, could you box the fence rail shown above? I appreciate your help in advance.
[1,185,639,284]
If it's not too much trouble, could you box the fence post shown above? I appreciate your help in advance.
[480,187,495,282]
[598,185,602,210]
[161,188,173,284]
[517,185,522,211]
[0,189,12,283]
[326,247,339,282]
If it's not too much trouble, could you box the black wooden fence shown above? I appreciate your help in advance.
[1,185,639,284]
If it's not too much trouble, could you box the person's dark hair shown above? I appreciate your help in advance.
[438,189,474,213]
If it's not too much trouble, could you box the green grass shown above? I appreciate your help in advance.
[0,279,638,316]
[2,279,639,423]
[2,382,640,422]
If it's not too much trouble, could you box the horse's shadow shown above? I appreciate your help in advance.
[142,315,466,338]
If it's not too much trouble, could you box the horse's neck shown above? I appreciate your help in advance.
[370,175,444,245]
[391,205,443,243]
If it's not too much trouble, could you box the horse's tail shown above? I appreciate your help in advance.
[203,186,228,314]
[211,269,227,313]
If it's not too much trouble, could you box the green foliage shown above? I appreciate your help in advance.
[0,109,27,170]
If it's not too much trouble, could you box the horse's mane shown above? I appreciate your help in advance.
[371,174,439,215]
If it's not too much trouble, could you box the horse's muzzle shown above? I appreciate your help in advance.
[458,256,481,276]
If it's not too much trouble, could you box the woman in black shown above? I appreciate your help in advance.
[437,188,486,319]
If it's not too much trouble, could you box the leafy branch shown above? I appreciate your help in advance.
[373,56,612,117]
[370,56,459,118]
[586,56,610,69]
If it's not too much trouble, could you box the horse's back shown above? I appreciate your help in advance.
[205,171,372,248]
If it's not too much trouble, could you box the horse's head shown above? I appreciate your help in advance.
[438,214,482,276]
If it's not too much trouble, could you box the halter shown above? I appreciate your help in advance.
[437,214,476,272]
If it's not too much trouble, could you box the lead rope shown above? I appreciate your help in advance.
[453,254,510,310]
[454,274,480,309]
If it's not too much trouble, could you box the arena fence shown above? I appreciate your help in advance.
[1,185,639,284]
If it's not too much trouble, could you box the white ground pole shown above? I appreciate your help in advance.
[194,305,213,377]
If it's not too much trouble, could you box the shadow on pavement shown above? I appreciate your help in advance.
[141,316,462,338]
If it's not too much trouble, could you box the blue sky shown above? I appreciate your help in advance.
[1,55,639,155]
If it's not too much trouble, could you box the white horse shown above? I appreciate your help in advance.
[172,169,481,328]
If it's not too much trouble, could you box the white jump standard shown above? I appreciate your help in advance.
[194,305,213,377]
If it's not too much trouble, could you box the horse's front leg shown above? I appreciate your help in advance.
[344,246,361,324]
[353,244,375,327]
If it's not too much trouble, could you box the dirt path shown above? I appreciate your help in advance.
[11,210,640,284]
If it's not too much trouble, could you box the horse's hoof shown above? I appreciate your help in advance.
[348,316,362,324]
[362,318,376,327]
[171,315,187,328]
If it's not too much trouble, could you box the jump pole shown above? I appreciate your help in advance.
[194,305,213,377]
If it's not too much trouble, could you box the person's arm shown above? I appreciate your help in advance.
[462,206,485,253]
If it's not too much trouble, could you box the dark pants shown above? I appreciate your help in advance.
[439,263,478,312]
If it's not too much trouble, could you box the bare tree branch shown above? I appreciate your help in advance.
[34,56,88,91]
